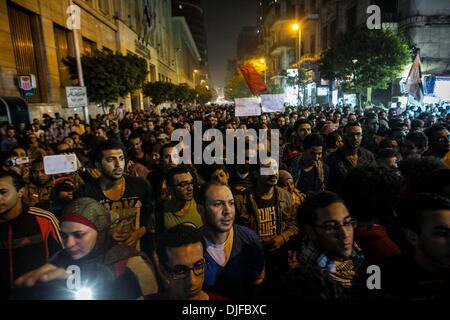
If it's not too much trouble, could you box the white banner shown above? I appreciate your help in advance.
[66,86,88,108]
[235,97,261,117]
[261,94,286,113]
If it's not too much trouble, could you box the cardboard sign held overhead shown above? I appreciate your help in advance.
[235,97,261,117]
[261,94,286,113]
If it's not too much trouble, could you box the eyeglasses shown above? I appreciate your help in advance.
[436,135,450,143]
[166,260,206,279]
[175,180,194,188]
[315,219,357,234]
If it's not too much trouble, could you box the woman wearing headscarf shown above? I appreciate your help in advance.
[14,198,159,300]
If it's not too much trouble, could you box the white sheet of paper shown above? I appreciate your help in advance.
[235,97,261,117]
[44,154,78,175]
[261,94,286,113]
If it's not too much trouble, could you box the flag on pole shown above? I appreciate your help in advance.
[405,53,424,102]
[239,64,267,96]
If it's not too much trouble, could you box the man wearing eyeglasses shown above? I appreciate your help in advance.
[156,224,221,300]
[276,191,365,299]
[326,122,375,193]
[196,181,265,300]
[153,165,203,235]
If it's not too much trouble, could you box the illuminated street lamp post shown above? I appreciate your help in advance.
[292,23,302,107]
[193,69,198,88]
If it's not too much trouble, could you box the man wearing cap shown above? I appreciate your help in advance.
[36,177,75,219]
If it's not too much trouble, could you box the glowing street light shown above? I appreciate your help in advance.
[193,69,198,87]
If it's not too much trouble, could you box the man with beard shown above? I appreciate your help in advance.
[423,125,450,163]
[127,133,153,169]
[326,122,375,193]
[22,158,54,207]
[147,142,181,203]
[74,140,152,252]
[235,158,297,284]
[0,170,62,300]
[154,165,203,234]
[196,181,265,299]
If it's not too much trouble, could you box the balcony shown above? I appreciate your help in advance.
[270,38,295,55]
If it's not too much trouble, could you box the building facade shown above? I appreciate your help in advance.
[261,0,450,106]
[172,0,208,83]
[0,0,200,122]
[172,16,201,87]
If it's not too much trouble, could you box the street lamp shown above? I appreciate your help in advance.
[352,59,360,107]
[292,23,302,107]
[193,69,198,87]
[292,23,302,66]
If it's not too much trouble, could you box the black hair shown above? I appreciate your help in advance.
[0,170,26,191]
[206,164,229,180]
[342,165,401,221]
[398,157,447,194]
[325,131,342,149]
[425,125,447,142]
[128,132,142,142]
[343,121,362,133]
[377,148,401,160]
[303,133,324,151]
[395,193,450,234]
[417,169,450,199]
[166,164,193,187]
[405,131,428,150]
[157,224,205,266]
[91,139,126,164]
[298,191,344,227]
[160,142,178,158]
[293,119,312,132]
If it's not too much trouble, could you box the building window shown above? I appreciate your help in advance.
[83,37,97,56]
[322,26,328,50]
[7,3,46,103]
[310,0,316,13]
[346,5,357,31]
[98,0,110,15]
[54,24,75,87]
[310,34,315,55]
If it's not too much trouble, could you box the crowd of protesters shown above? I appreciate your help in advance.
[1,100,449,300]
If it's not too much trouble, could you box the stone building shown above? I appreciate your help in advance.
[0,0,200,122]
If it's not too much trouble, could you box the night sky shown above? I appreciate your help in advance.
[202,0,257,89]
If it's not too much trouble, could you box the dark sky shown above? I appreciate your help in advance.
[202,0,257,89]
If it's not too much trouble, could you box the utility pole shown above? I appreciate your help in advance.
[69,0,89,124]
